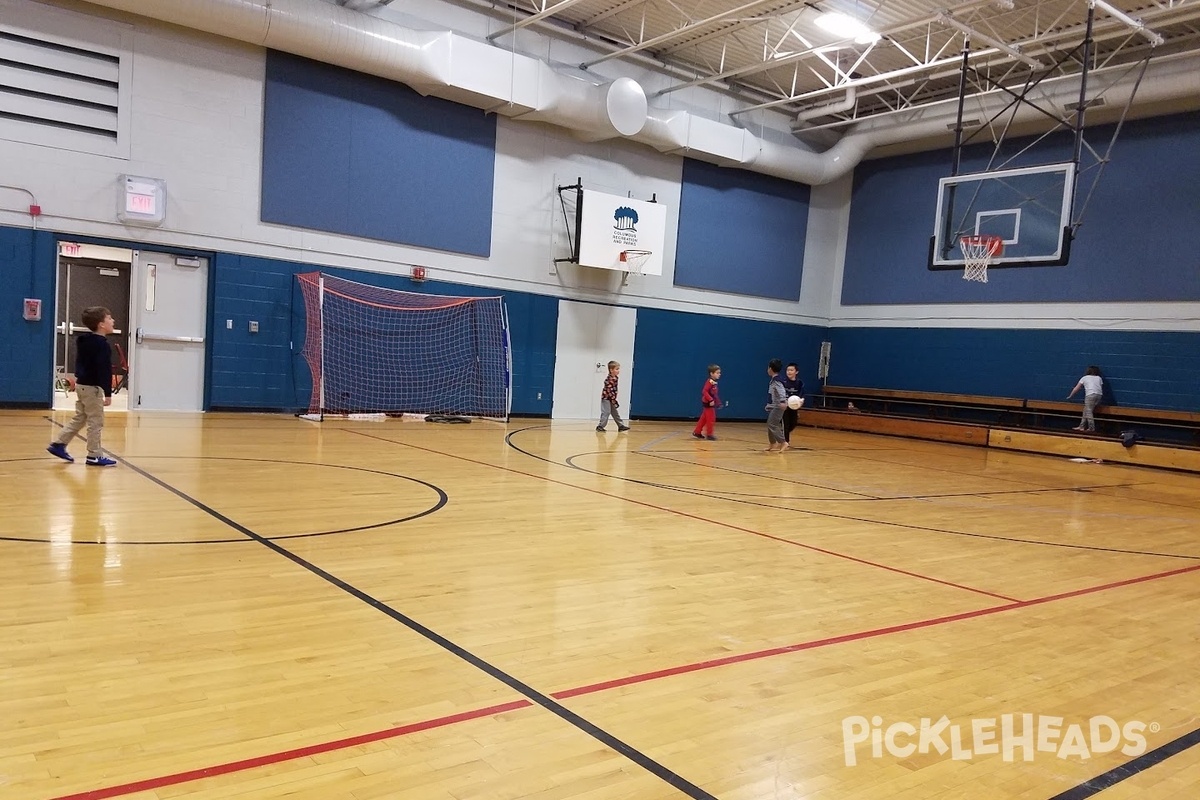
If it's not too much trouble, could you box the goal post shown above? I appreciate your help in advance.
[297,272,510,420]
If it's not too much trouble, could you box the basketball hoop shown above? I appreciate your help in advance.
[959,235,1003,283]
[618,249,653,276]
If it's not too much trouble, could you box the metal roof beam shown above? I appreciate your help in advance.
[579,0,804,68]
[653,0,1002,96]
[487,0,591,41]
[937,12,1046,69]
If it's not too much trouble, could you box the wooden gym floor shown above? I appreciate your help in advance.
[3,410,1199,800]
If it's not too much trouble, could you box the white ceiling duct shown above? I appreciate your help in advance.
[78,0,1200,186]
[640,54,1200,185]
[77,0,646,138]
[794,87,858,126]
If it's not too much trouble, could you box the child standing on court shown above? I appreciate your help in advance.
[692,364,721,440]
[596,360,630,432]
[1067,365,1104,432]
[765,358,789,452]
[47,306,118,466]
[780,362,804,444]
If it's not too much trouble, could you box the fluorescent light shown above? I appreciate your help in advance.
[814,11,881,44]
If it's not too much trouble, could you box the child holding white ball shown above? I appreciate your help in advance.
[781,362,805,444]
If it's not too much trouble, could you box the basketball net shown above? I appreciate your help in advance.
[618,249,652,276]
[959,235,1003,283]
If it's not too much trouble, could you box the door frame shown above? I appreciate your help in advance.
[551,300,637,421]
[52,237,215,411]
[128,248,210,411]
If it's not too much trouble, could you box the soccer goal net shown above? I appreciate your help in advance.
[297,272,510,420]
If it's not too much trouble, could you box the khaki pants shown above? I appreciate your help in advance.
[55,384,106,457]
[1081,393,1101,432]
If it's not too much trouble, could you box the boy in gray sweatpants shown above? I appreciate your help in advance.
[765,358,788,451]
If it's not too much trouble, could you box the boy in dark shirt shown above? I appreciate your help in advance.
[781,362,804,444]
[47,306,118,466]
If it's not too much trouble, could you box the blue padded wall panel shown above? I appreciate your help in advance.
[674,158,809,300]
[632,307,826,420]
[826,327,1200,411]
[842,111,1200,304]
[208,255,557,414]
[261,51,496,257]
[0,227,55,404]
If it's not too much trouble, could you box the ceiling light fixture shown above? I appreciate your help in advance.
[814,12,881,45]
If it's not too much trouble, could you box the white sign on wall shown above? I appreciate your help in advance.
[577,189,667,276]
[118,175,166,226]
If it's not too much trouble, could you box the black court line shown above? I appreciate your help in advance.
[612,469,1200,561]
[632,450,880,499]
[619,448,1146,503]
[3,455,447,545]
[790,433,1129,486]
[1048,725,1200,799]
[523,423,1141,494]
[511,429,860,498]
[1071,485,1200,514]
[106,453,716,800]
[352,430,1017,602]
[500,431,1200,561]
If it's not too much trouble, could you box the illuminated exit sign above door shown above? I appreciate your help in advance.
[118,175,166,226]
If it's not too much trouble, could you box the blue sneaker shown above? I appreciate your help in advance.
[85,456,117,467]
[47,443,74,462]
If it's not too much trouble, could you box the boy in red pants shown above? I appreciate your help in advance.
[692,364,721,440]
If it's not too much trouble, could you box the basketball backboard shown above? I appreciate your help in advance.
[577,189,667,276]
[930,162,1075,270]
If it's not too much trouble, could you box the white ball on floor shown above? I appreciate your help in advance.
[787,395,803,410]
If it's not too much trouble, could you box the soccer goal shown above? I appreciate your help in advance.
[297,272,510,420]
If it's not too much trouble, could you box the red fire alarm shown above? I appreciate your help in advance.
[23,298,42,321]
[411,266,427,282]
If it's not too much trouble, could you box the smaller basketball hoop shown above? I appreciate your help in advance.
[618,249,653,276]
[959,235,1003,283]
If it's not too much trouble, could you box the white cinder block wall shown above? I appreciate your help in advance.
[0,0,841,327]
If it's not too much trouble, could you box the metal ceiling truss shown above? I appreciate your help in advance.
[450,0,1200,126]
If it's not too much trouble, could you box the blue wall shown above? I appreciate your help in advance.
[674,158,809,300]
[842,111,1200,304]
[0,222,827,418]
[210,255,828,419]
[826,327,1200,410]
[0,227,56,405]
[209,255,558,414]
[632,307,826,419]
[4,223,1196,414]
[261,51,496,257]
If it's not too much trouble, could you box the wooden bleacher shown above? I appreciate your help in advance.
[1019,398,1200,425]
[800,385,1200,473]
[823,385,1025,409]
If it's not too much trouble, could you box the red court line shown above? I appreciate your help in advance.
[554,561,1200,699]
[360,430,1019,602]
[47,562,1200,800]
[48,699,531,800]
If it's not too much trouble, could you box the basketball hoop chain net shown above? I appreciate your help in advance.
[960,235,1003,283]
[619,249,653,276]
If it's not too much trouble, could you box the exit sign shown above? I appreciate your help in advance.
[118,175,165,226]
[126,191,157,215]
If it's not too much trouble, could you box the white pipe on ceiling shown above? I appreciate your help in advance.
[77,0,1200,186]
